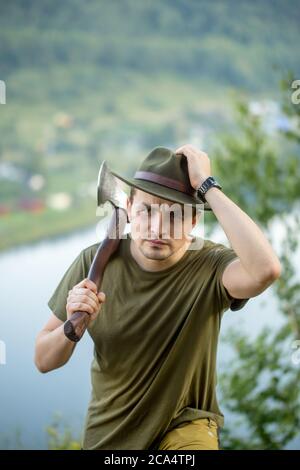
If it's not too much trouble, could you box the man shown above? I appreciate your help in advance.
[34,145,281,450]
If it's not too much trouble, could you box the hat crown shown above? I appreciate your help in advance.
[137,147,193,191]
[110,145,211,210]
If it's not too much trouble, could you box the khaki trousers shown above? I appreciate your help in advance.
[157,417,220,450]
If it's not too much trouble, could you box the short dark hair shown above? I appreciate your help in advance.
[129,186,198,219]
[129,186,137,203]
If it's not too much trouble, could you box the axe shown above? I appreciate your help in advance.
[63,160,128,342]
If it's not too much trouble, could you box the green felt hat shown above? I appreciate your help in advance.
[111,146,212,211]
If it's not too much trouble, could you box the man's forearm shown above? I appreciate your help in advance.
[35,324,76,373]
[204,187,281,281]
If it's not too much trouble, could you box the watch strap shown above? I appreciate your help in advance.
[196,176,222,202]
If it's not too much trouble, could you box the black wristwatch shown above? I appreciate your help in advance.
[196,176,222,202]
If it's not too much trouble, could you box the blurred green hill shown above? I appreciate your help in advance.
[1,0,300,92]
[0,0,299,250]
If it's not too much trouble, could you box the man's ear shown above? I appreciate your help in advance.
[192,211,201,228]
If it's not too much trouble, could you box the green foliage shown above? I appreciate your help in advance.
[0,427,24,450]
[213,97,300,224]
[215,78,300,449]
[1,1,299,251]
[220,323,300,449]
[46,413,81,450]
[1,0,299,90]
[0,199,96,251]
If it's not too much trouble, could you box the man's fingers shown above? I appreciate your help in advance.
[69,302,94,315]
[87,294,106,323]
[67,280,106,320]
[71,287,99,304]
[89,311,99,322]
[98,292,106,303]
[69,294,98,311]
[175,144,206,158]
[76,278,98,293]
[69,286,106,305]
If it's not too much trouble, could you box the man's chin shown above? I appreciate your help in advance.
[142,241,171,257]
[143,251,169,261]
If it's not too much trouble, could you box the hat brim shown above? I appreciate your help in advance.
[111,170,212,211]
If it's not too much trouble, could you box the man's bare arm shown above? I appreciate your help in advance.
[175,144,281,299]
[205,187,281,298]
[34,314,77,373]
[35,278,106,373]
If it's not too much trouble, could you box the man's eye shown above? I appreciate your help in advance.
[137,207,149,214]
[170,211,184,220]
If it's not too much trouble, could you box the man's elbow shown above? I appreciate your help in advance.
[34,347,68,373]
[260,261,282,285]
[34,342,55,373]
[34,355,50,374]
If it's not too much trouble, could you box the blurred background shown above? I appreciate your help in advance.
[0,0,300,450]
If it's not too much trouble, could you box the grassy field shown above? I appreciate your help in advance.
[0,199,97,252]
[2,1,299,223]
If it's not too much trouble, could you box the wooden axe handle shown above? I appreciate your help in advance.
[63,207,128,342]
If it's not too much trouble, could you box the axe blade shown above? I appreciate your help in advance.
[97,160,128,210]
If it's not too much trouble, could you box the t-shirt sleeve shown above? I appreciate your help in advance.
[209,243,250,313]
[47,249,91,322]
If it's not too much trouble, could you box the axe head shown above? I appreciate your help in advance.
[97,160,128,210]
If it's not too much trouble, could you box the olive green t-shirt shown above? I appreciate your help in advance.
[47,234,249,450]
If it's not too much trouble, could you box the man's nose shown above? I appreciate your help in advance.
[149,210,162,236]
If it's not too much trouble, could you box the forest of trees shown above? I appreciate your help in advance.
[0,0,299,250]
[1,0,300,91]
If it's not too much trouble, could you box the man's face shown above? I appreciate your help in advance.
[127,189,199,261]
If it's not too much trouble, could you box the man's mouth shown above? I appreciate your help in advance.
[147,239,167,246]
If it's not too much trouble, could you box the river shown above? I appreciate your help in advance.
[0,220,299,449]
